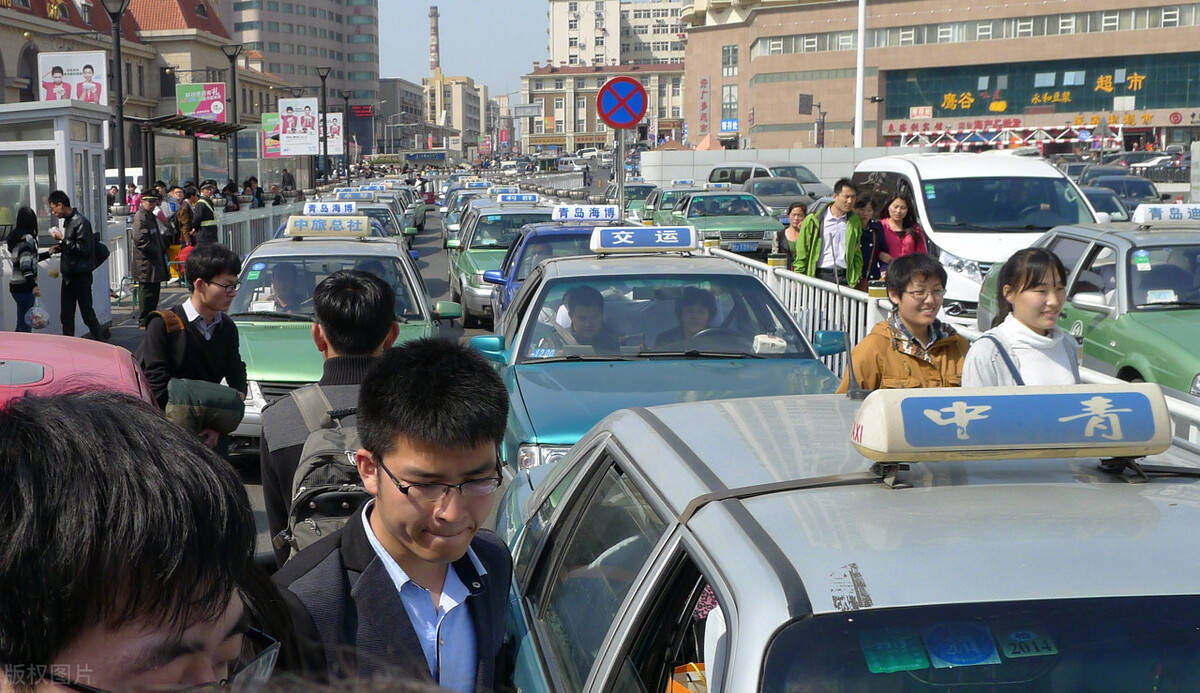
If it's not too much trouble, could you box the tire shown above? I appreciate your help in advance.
[463,311,480,329]
[449,270,461,303]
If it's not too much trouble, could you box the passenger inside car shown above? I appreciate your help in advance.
[270,262,305,312]
[655,287,718,347]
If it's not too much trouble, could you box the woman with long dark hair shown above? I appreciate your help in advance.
[6,207,43,332]
[962,247,1079,386]
[878,194,928,267]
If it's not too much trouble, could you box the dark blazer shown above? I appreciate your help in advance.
[131,207,169,283]
[59,210,96,277]
[138,305,248,408]
[272,512,512,691]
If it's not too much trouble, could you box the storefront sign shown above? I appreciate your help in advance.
[697,75,711,136]
[176,83,226,122]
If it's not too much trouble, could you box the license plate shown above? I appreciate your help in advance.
[732,242,758,252]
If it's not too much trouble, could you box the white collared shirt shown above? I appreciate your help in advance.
[360,501,481,692]
[181,298,222,341]
[819,206,849,269]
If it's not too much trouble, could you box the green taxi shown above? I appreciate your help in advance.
[228,215,460,448]
[604,180,657,222]
[642,179,704,226]
[667,185,781,258]
[447,194,553,328]
[977,204,1200,403]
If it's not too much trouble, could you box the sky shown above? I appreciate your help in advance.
[377,1,549,97]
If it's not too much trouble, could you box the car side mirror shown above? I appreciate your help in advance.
[446,239,461,250]
[812,330,847,356]
[403,226,418,237]
[483,270,505,285]
[409,249,419,262]
[671,210,685,218]
[434,300,462,320]
[1070,292,1116,315]
[1094,212,1112,224]
[469,334,506,363]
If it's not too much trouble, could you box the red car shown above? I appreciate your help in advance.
[0,332,155,406]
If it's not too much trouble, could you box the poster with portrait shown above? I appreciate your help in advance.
[278,97,319,155]
[36,51,108,105]
[262,113,281,159]
[318,112,344,154]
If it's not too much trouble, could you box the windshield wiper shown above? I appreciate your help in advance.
[1022,224,1055,230]
[229,311,313,322]
[637,350,763,359]
[1138,300,1200,308]
[935,222,995,231]
[525,354,628,363]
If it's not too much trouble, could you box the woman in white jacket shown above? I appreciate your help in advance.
[963,247,1080,386]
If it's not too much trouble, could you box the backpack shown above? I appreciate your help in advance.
[92,240,110,270]
[273,384,371,560]
[14,233,38,283]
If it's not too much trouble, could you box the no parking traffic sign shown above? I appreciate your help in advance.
[597,76,647,129]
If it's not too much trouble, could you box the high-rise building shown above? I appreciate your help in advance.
[423,69,485,155]
[547,0,686,68]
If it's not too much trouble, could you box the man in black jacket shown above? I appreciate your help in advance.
[131,190,169,327]
[192,181,219,246]
[261,269,400,567]
[273,339,513,692]
[139,244,247,445]
[48,190,108,340]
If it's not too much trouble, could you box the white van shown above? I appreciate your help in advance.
[852,153,1104,326]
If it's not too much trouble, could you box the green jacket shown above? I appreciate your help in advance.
[794,203,864,287]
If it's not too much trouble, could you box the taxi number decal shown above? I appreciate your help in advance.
[998,626,1058,659]
[922,622,1001,669]
[246,270,261,280]
[530,348,558,358]
[859,627,929,674]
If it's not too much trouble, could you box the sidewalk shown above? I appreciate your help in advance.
[108,284,191,354]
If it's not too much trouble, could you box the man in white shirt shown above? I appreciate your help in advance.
[794,178,867,288]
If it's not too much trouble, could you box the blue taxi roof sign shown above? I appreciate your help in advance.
[490,186,520,195]
[333,187,355,194]
[497,193,539,205]
[850,384,1172,463]
[1131,203,1200,225]
[705,182,733,190]
[283,215,372,238]
[553,204,621,222]
[589,225,698,254]
[336,191,376,202]
[465,181,491,189]
[303,201,358,215]
[359,184,386,191]
[670,178,695,186]
[628,176,645,183]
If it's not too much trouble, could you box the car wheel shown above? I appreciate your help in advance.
[450,271,460,302]
[463,310,480,329]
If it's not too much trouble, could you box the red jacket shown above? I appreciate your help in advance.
[881,218,928,259]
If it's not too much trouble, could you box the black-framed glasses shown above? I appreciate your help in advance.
[46,626,278,693]
[376,459,503,504]
[205,279,241,294]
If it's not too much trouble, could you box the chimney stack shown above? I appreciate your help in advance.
[429,6,441,71]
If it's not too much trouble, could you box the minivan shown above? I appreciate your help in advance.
[852,153,1104,326]
[707,160,825,187]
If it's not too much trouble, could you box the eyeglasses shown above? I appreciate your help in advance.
[46,627,278,693]
[376,458,503,504]
[905,288,946,301]
[206,279,241,294]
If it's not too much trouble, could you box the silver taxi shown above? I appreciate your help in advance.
[495,383,1200,691]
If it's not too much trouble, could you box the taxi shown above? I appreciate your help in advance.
[642,179,704,226]
[229,214,461,445]
[977,204,1200,403]
[447,193,553,328]
[442,180,494,248]
[483,204,616,321]
[604,179,657,222]
[667,184,781,258]
[274,199,409,245]
[494,383,1200,691]
[469,225,843,470]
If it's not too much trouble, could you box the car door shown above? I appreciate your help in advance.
[1062,241,1122,374]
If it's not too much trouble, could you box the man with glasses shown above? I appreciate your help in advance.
[837,253,970,393]
[274,339,513,691]
[139,244,248,446]
[0,391,279,692]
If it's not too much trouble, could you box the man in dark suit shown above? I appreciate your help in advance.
[273,338,513,692]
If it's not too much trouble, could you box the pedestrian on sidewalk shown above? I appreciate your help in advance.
[48,190,108,340]
[6,207,44,332]
[132,189,169,328]
[794,178,864,288]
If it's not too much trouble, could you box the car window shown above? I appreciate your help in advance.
[517,274,815,362]
[1127,244,1200,309]
[708,167,730,183]
[625,186,655,202]
[770,165,819,182]
[1126,179,1158,198]
[512,453,589,584]
[1069,244,1118,302]
[751,179,804,196]
[686,194,768,218]
[1046,235,1092,279]
[1084,189,1130,221]
[360,208,396,234]
[232,255,422,321]
[504,267,543,345]
[535,462,667,692]
[921,176,1093,230]
[517,235,596,279]
[729,167,752,184]
[471,212,554,249]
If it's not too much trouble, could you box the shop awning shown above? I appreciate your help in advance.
[128,114,244,137]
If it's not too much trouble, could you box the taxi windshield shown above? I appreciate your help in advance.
[447,193,482,223]
[762,595,1200,691]
[1085,189,1130,221]
[659,189,695,209]
[1126,244,1200,309]
[921,176,1094,230]
[516,234,595,279]
[751,179,804,196]
[688,194,768,218]
[230,255,422,321]
[518,274,814,362]
[470,212,553,249]
[625,185,655,201]
[359,208,395,233]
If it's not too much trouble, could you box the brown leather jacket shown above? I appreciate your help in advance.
[837,317,970,393]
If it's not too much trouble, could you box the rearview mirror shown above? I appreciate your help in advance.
[483,270,505,285]
[446,239,461,250]
[469,334,506,363]
[403,226,418,236]
[1070,292,1116,315]
[1094,212,1112,224]
[812,330,847,357]
[434,300,462,320]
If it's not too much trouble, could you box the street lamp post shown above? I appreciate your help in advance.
[314,66,331,183]
[221,43,244,184]
[100,0,131,207]
[341,89,352,185]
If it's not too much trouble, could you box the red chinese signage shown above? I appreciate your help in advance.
[697,75,711,137]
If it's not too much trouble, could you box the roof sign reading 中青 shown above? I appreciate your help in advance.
[359,184,386,191]
[590,225,698,253]
[303,201,357,216]
[553,205,621,222]
[671,179,695,186]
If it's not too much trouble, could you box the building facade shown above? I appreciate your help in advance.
[521,62,684,153]
[423,68,485,155]
[683,0,1200,150]
[548,0,686,67]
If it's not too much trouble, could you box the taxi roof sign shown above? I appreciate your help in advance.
[670,179,695,186]
[705,182,733,190]
[284,215,372,238]
[1131,203,1200,225]
[465,181,491,189]
[850,384,1171,464]
[628,176,645,183]
[497,193,539,205]
[490,186,520,195]
[337,191,376,202]
[359,184,386,191]
[553,204,621,222]
[333,187,355,194]
[304,201,358,215]
[590,226,698,253]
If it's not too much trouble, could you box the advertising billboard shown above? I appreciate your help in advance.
[36,51,107,105]
[176,83,227,122]
[262,113,281,159]
[278,97,319,155]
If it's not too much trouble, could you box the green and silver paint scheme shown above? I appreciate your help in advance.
[645,184,704,226]
[229,236,460,443]
[669,191,781,256]
[447,202,553,327]
[605,183,658,222]
[978,224,1200,404]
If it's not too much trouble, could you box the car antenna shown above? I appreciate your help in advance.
[842,330,868,400]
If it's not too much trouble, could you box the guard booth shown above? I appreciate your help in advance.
[0,100,112,336]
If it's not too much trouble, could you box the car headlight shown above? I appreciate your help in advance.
[940,249,984,284]
[1191,374,1200,397]
[245,380,266,409]
[516,443,573,470]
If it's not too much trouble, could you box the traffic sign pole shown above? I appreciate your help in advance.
[617,131,625,219]
[597,76,648,224]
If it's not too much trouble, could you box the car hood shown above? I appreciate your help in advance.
[463,248,508,273]
[690,215,783,231]
[238,320,431,382]
[757,194,813,208]
[927,230,1046,263]
[1124,310,1200,356]
[513,358,837,445]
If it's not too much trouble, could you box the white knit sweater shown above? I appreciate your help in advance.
[962,313,1080,387]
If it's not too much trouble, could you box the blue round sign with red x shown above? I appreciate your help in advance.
[597,76,647,129]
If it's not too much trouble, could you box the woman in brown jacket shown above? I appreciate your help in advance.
[837,253,971,393]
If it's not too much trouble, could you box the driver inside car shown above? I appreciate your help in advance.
[540,285,621,353]
[270,262,305,312]
[655,287,718,347]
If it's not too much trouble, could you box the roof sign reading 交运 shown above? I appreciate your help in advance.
[590,226,698,253]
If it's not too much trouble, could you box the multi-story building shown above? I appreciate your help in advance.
[521,62,684,153]
[683,0,1200,150]
[376,77,424,152]
[423,68,486,155]
[548,0,686,67]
